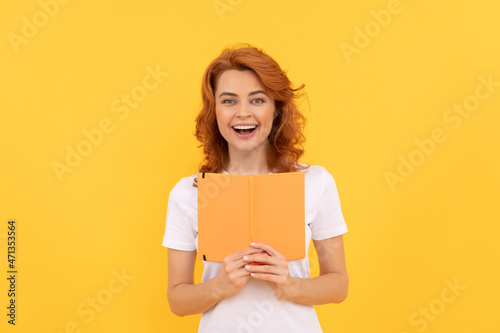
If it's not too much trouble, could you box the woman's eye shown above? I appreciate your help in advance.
[222,98,264,104]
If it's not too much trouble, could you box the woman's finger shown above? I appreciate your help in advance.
[245,263,283,275]
[225,246,266,262]
[243,252,277,266]
[249,242,285,259]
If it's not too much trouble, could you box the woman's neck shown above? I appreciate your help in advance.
[225,147,271,175]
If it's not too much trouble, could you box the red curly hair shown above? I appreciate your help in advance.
[193,43,309,186]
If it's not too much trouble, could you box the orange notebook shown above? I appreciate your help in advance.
[197,172,305,262]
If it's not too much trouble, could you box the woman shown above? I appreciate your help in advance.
[163,43,348,332]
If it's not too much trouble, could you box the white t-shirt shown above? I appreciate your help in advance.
[163,164,348,333]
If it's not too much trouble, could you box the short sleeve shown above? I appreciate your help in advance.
[310,167,348,240]
[162,178,197,251]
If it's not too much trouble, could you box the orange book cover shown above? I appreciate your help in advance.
[197,172,305,262]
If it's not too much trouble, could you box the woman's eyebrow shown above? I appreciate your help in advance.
[218,90,268,98]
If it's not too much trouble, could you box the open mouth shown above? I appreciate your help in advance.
[232,125,257,135]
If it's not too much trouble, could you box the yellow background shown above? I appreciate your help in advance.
[1,0,499,332]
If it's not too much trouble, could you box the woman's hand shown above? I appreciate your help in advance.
[243,242,299,300]
[213,247,265,299]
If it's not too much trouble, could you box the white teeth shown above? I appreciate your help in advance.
[232,125,257,130]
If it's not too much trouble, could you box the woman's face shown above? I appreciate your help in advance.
[214,69,276,156]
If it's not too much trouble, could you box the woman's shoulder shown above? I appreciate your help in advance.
[299,163,339,187]
[298,163,329,177]
[168,172,198,197]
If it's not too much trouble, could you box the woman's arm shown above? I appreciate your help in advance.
[244,234,348,305]
[167,247,264,316]
[289,235,348,304]
[167,249,218,316]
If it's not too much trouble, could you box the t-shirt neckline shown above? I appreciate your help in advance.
[222,170,273,174]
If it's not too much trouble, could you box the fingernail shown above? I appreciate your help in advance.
[250,242,256,246]
[245,265,250,269]
[243,256,249,261]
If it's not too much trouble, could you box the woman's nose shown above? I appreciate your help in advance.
[235,104,251,118]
